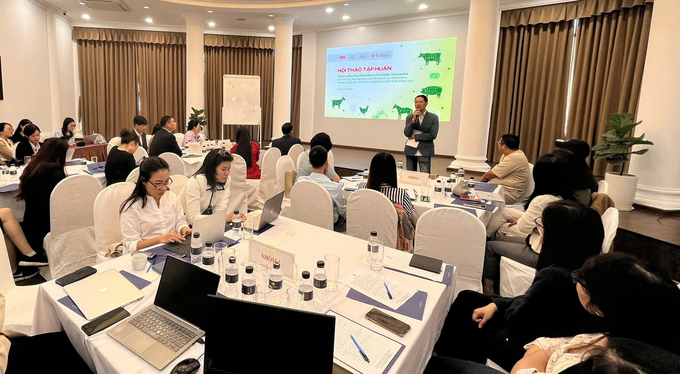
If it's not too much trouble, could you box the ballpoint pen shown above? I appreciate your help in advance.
[350,334,370,363]
[146,257,155,273]
[383,282,393,300]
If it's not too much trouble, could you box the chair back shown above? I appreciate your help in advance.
[288,144,304,170]
[275,155,295,195]
[290,180,334,230]
[517,163,535,205]
[327,150,335,172]
[227,153,248,214]
[414,208,486,297]
[107,143,115,155]
[169,174,189,196]
[93,182,135,261]
[499,257,536,298]
[0,228,15,293]
[601,207,619,253]
[260,147,281,201]
[133,146,148,162]
[174,133,185,148]
[598,180,609,195]
[12,143,19,158]
[109,136,121,146]
[126,167,140,183]
[147,134,154,147]
[296,151,305,171]
[346,189,398,248]
[159,152,186,176]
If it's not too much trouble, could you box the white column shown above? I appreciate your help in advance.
[45,13,61,135]
[448,0,500,172]
[628,0,680,210]
[184,15,205,128]
[272,15,295,140]
[298,31,317,142]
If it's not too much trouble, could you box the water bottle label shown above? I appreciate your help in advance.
[269,279,283,290]
[445,187,452,193]
[314,278,327,289]
[242,284,255,295]
[299,289,314,301]
[367,243,371,253]
[191,246,202,256]
[202,256,215,266]
[434,187,442,192]
[226,274,238,284]
[370,244,380,254]
[233,221,242,229]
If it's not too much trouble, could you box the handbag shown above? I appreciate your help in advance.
[452,178,468,197]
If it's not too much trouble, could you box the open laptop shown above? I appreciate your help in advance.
[166,210,228,256]
[203,296,336,374]
[64,269,145,320]
[108,256,220,370]
[247,191,285,232]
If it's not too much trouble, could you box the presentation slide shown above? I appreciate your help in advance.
[324,37,457,122]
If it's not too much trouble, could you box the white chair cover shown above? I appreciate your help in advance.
[0,228,40,335]
[133,146,148,162]
[147,135,154,148]
[12,143,19,158]
[346,189,398,248]
[288,144,304,170]
[598,180,609,195]
[414,208,486,297]
[499,257,536,298]
[260,147,281,202]
[275,155,295,195]
[601,207,619,253]
[93,182,135,262]
[296,151,305,171]
[159,152,186,176]
[174,133,185,148]
[44,175,102,279]
[290,180,334,230]
[328,149,335,170]
[108,136,121,146]
[169,174,189,197]
[126,167,140,183]
[227,154,248,214]
[106,143,115,156]
[246,179,263,211]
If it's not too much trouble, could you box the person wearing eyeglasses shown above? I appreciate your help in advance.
[179,149,245,225]
[480,134,530,205]
[120,157,191,252]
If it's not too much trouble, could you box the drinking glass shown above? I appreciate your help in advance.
[369,239,385,271]
[324,254,340,292]
[255,285,272,304]
[23,156,31,165]
[286,287,302,309]
[242,216,254,241]
[91,156,98,163]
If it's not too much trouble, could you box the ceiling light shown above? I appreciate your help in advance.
[143,6,149,9]
[208,21,215,27]
[344,3,349,6]
[342,15,350,20]
[268,25,275,31]
[145,17,153,23]
[81,14,90,19]
[326,7,334,13]
[268,14,274,17]
[419,4,428,10]
[208,10,213,13]
[79,1,85,4]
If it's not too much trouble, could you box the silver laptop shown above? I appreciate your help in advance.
[64,269,144,320]
[108,256,221,370]
[83,134,98,144]
[247,191,285,231]
[165,210,227,256]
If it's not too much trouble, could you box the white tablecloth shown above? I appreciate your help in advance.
[32,217,456,374]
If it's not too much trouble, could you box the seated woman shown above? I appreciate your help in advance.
[15,124,41,162]
[230,126,260,179]
[105,130,139,185]
[179,149,245,225]
[53,117,76,144]
[16,138,68,256]
[120,157,191,252]
[358,152,415,217]
[434,200,605,371]
[0,123,15,164]
[182,120,205,147]
[296,132,341,183]
[9,119,31,144]
[553,139,598,207]
[1,207,48,282]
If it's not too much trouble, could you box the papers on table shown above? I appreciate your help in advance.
[343,176,363,182]
[328,311,404,374]
[341,269,417,311]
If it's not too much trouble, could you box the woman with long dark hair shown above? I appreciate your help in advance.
[182,120,205,147]
[15,124,41,162]
[230,126,260,179]
[54,117,76,143]
[120,157,191,252]
[16,138,69,254]
[358,152,415,216]
[10,118,31,144]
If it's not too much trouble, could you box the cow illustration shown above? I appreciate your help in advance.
[418,52,441,66]
[392,105,413,120]
[421,86,443,98]
[359,105,369,115]
[331,97,346,109]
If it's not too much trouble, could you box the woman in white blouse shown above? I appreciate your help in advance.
[120,157,191,252]
[182,120,206,147]
[179,149,245,225]
[53,117,76,144]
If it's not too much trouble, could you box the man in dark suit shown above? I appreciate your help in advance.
[148,115,182,157]
[271,122,302,155]
[403,94,439,174]
[133,115,148,150]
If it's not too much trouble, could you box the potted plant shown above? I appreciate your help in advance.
[592,112,653,211]
[189,107,207,136]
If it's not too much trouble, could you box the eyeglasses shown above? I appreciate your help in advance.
[534,217,544,229]
[147,177,173,190]
[497,141,506,146]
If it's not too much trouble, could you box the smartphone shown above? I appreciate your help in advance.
[365,308,411,337]
[55,266,97,287]
[463,203,486,210]
[145,252,157,259]
[81,307,130,336]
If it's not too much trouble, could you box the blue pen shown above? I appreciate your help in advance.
[146,258,155,273]
[350,334,370,363]
[384,282,393,300]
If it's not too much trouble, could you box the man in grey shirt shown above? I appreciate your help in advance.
[296,132,341,183]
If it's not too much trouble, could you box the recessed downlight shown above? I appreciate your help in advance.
[143,6,149,9]
[82,14,90,19]
[419,4,428,10]
[145,17,153,23]
[326,7,334,13]
[268,25,275,31]
[342,15,350,20]
[208,22,215,27]
[207,10,213,13]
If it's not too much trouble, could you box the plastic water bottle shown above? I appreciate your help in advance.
[190,232,203,265]
[445,178,454,197]
[225,256,239,298]
[457,167,465,181]
[232,210,242,237]
[366,231,378,266]
[298,271,314,309]
[268,260,283,305]
[467,177,476,198]
[242,265,256,301]
[313,260,327,304]
[434,179,443,198]
[202,241,215,272]
[9,165,18,182]
[397,161,403,179]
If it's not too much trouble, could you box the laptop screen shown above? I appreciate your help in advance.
[204,296,336,374]
[154,256,221,330]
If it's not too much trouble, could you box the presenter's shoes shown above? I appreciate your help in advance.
[18,252,49,267]
[13,266,39,281]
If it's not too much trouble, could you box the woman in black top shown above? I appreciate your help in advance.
[16,138,68,254]
[15,124,41,163]
[9,118,32,144]
[105,130,139,185]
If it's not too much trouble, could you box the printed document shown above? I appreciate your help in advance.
[341,269,417,310]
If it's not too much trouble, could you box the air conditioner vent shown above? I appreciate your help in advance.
[84,0,131,12]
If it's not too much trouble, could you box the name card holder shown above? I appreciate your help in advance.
[400,170,429,185]
[249,239,296,278]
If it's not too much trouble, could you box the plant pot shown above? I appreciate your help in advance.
[604,172,638,211]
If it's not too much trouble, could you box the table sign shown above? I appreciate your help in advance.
[399,170,429,185]
[249,239,296,278]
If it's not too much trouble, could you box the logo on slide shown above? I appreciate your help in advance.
[418,52,441,66]
[332,97,346,109]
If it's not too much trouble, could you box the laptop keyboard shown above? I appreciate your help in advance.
[129,308,198,352]
[165,240,191,256]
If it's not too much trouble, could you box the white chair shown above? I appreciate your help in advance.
[0,228,40,335]
[328,149,335,171]
[43,175,102,279]
[288,144,304,170]
[126,167,140,183]
[275,155,295,195]
[414,208,486,297]
[147,134,154,148]
[174,133,185,148]
[499,257,536,297]
[346,189,398,248]
[93,182,135,262]
[159,152,186,176]
[289,180,334,230]
[227,154,248,215]
[133,146,148,162]
[12,142,19,159]
[106,143,116,156]
[509,163,534,210]
[108,136,121,146]
[598,180,609,195]
[296,151,305,171]
[601,207,619,253]
[260,147,281,202]
[169,174,188,196]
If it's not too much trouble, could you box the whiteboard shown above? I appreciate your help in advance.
[222,74,261,125]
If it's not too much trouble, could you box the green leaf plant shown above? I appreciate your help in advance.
[591,113,654,176]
